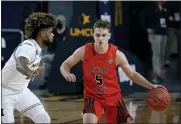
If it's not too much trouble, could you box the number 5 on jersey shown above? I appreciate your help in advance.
[96,75,103,85]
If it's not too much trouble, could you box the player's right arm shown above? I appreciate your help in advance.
[60,46,85,82]
[15,43,36,78]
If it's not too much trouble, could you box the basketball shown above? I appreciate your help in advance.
[147,87,171,111]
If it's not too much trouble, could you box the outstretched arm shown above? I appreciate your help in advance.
[116,50,162,89]
[60,46,85,82]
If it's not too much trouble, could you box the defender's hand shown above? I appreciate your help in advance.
[29,63,45,81]
[35,63,45,76]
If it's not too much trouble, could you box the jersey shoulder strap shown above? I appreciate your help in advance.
[13,39,38,63]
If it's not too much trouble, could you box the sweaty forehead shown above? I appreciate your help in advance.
[94,28,109,34]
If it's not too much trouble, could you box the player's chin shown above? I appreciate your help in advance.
[49,39,53,42]
[99,42,106,47]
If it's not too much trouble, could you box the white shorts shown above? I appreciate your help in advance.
[2,87,46,123]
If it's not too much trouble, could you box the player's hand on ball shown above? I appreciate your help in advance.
[152,84,167,91]
[66,73,76,82]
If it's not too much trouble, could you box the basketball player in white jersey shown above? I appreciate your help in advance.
[2,12,57,123]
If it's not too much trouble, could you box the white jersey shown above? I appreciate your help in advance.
[2,39,42,91]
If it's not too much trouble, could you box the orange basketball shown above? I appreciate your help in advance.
[147,87,171,111]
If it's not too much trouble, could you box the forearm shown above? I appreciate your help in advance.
[16,63,33,77]
[129,72,154,89]
[60,63,71,77]
[16,57,33,77]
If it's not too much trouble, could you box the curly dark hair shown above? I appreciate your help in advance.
[24,12,57,39]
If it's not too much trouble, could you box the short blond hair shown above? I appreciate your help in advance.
[93,20,110,32]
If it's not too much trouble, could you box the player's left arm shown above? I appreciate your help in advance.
[116,50,164,89]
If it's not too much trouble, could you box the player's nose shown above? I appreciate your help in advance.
[52,33,54,37]
[98,36,104,41]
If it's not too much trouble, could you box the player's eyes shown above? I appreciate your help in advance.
[96,34,100,37]
[95,34,107,37]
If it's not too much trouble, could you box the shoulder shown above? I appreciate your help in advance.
[109,43,118,57]
[110,43,118,50]
[85,42,93,48]
[21,39,36,49]
[83,42,94,53]
[73,45,85,57]
[74,42,93,59]
[72,45,85,61]
[116,49,124,58]
[76,45,85,53]
[115,49,128,66]
[23,39,34,45]
[16,39,37,55]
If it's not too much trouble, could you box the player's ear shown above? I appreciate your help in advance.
[108,33,111,39]
[40,29,45,37]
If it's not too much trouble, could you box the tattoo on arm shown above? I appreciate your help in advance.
[16,57,33,77]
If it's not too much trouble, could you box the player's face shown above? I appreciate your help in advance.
[93,28,111,48]
[41,27,54,43]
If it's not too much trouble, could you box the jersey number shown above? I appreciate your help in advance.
[96,75,103,85]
